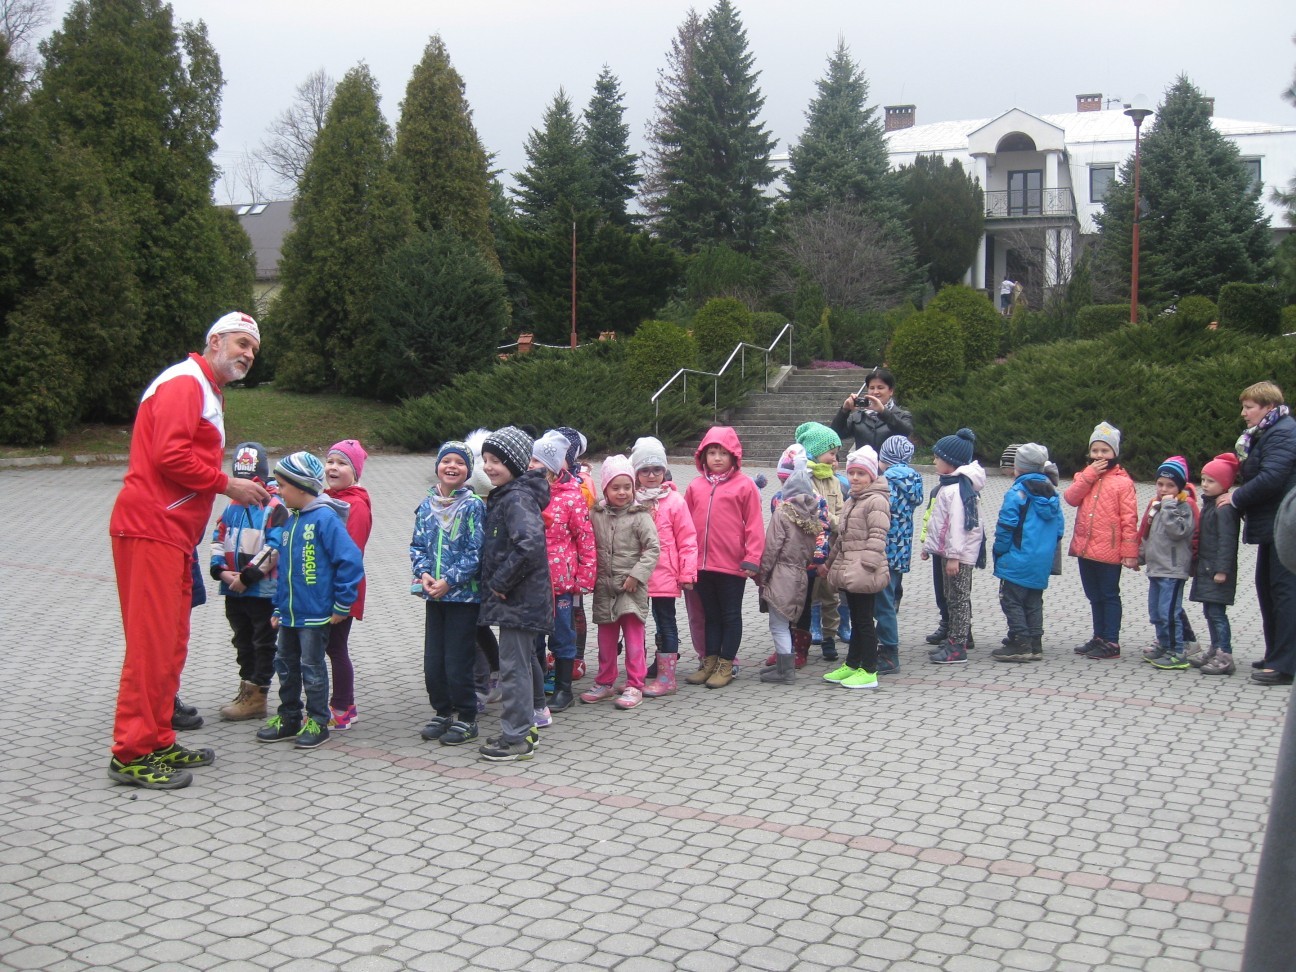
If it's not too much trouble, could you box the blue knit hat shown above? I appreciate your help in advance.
[933,428,976,468]
[1157,456,1189,490]
[437,440,473,475]
[274,451,325,496]
[879,435,914,466]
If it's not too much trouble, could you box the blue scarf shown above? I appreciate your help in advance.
[937,472,980,531]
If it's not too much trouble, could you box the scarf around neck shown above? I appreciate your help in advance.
[428,485,476,533]
[938,472,980,531]
[635,485,668,505]
[1237,404,1290,462]
[807,461,837,480]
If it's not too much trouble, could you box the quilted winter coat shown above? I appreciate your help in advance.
[589,502,660,624]
[826,477,891,595]
[1064,463,1138,564]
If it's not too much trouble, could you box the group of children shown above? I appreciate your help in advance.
[200,411,1246,762]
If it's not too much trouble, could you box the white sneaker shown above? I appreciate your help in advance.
[614,687,644,710]
[533,706,552,728]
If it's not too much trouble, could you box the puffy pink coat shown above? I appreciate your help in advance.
[1064,463,1138,564]
[542,473,597,595]
[644,483,698,597]
[684,426,765,576]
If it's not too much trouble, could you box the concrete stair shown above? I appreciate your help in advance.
[674,367,869,467]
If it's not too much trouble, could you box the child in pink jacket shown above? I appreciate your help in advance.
[683,426,765,689]
[630,436,698,697]
[920,428,986,665]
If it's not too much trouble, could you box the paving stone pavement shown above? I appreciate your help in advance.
[0,456,1288,972]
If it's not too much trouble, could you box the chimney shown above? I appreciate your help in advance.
[884,105,916,132]
[1076,93,1102,113]
[1204,97,1214,116]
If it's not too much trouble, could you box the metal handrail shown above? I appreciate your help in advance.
[651,321,794,436]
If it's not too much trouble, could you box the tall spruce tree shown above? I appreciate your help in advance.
[274,63,414,394]
[512,89,594,232]
[898,154,985,290]
[641,8,702,220]
[784,40,892,217]
[582,66,639,226]
[1094,76,1273,307]
[395,36,495,261]
[19,0,251,428]
[654,0,776,253]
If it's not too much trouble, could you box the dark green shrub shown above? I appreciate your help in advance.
[1076,304,1131,339]
[1174,294,1218,328]
[1218,283,1282,336]
[887,309,964,399]
[928,284,1002,368]
[381,341,708,454]
[685,245,764,305]
[692,297,754,369]
[1282,305,1296,335]
[626,320,698,392]
[749,311,791,349]
[832,307,892,366]
[1008,308,1075,350]
[914,324,1296,479]
[0,313,82,444]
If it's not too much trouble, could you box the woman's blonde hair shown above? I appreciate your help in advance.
[1240,381,1285,408]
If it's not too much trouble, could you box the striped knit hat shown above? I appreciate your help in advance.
[482,426,534,479]
[274,451,325,496]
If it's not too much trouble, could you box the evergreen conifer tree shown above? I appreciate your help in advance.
[582,66,639,226]
[641,8,703,220]
[654,0,775,253]
[275,63,414,394]
[898,154,985,291]
[1095,76,1273,307]
[512,88,594,233]
[395,36,496,262]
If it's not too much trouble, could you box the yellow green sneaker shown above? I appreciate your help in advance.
[840,669,879,690]
[823,664,856,683]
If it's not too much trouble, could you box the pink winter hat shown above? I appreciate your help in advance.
[328,439,368,481]
[600,454,634,495]
[1202,452,1240,491]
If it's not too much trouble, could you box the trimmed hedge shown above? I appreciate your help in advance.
[1219,283,1282,336]
[626,320,698,392]
[913,324,1296,480]
[692,297,754,369]
[887,309,964,399]
[928,284,1003,368]
[1076,304,1130,339]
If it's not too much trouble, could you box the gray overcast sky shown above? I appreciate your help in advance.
[44,1,1296,201]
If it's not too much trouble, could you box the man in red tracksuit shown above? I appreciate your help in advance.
[107,312,270,790]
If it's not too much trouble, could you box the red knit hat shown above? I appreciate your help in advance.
[1202,452,1240,491]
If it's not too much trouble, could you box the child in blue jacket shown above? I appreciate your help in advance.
[210,442,287,722]
[992,443,1064,662]
[255,452,364,750]
[877,436,924,674]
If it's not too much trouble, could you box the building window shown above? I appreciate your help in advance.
[1008,170,1042,215]
[1090,165,1115,203]
[1241,158,1262,192]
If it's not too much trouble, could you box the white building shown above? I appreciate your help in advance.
[878,95,1296,303]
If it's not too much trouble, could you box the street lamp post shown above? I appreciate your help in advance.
[1124,95,1153,324]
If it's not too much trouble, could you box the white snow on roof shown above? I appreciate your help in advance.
[885,109,1296,154]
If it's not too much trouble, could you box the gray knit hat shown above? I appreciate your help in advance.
[1089,421,1121,458]
[1013,442,1049,474]
[630,436,668,473]
[483,426,534,479]
[531,430,570,475]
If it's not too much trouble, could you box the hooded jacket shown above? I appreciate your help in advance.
[922,461,987,566]
[590,501,660,623]
[684,426,765,577]
[273,494,365,627]
[1190,499,1240,605]
[1064,463,1138,564]
[541,472,597,596]
[1137,493,1197,580]
[642,482,698,598]
[326,483,371,619]
[758,493,823,619]
[827,477,892,594]
[109,353,230,552]
[993,473,1065,590]
[210,492,288,598]
[410,486,486,604]
[478,470,554,633]
[883,463,924,572]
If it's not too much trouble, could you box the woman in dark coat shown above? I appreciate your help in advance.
[1226,381,1296,685]
[830,366,914,454]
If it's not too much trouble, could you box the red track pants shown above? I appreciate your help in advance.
[111,536,191,762]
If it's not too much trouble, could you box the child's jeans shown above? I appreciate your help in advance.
[423,600,479,724]
[696,570,747,660]
[1147,577,1187,651]
[999,580,1044,641]
[650,596,680,654]
[1077,557,1123,643]
[1201,602,1232,653]
[874,571,904,647]
[535,594,577,663]
[275,625,330,727]
[596,614,647,689]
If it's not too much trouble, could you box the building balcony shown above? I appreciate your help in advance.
[984,187,1075,219]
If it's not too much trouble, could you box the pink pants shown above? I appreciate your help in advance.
[683,588,706,662]
[596,615,647,690]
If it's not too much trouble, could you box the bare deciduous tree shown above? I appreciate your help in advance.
[1,0,51,76]
[255,67,336,195]
[220,149,269,205]
[773,203,917,311]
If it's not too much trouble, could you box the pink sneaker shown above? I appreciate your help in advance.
[329,704,357,730]
[579,683,617,704]
[614,687,644,710]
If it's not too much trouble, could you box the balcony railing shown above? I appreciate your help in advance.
[984,187,1075,219]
